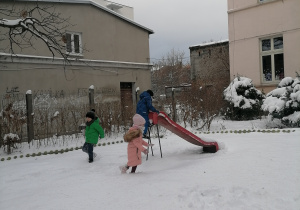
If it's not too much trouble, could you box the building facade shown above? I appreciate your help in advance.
[190,40,230,82]
[228,0,300,93]
[0,0,153,111]
[189,40,230,111]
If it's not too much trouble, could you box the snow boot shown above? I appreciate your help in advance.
[119,165,129,174]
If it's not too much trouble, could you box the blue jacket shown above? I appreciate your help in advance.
[136,91,159,117]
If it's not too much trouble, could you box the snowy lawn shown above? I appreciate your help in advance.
[1,119,299,210]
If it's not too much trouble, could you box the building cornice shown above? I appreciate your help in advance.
[0,53,152,70]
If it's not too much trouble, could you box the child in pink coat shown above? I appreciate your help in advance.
[120,114,152,174]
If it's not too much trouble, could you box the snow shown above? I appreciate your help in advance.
[1,119,299,210]
[261,96,285,113]
[291,91,300,102]
[190,39,229,48]
[266,87,286,97]
[0,18,23,26]
[89,85,94,89]
[223,77,262,109]
[26,90,32,94]
[3,133,19,143]
[54,111,59,117]
[278,77,293,87]
[282,111,300,124]
[262,76,300,126]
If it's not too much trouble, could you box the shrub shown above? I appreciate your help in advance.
[262,76,300,127]
[3,133,21,154]
[223,76,265,120]
[1,158,5,161]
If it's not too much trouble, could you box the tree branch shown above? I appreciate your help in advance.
[0,3,73,62]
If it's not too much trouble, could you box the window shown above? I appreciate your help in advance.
[258,0,281,5]
[258,0,277,3]
[65,32,82,55]
[260,36,284,82]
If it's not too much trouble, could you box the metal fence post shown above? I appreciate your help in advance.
[172,88,176,122]
[26,90,34,143]
[89,85,95,110]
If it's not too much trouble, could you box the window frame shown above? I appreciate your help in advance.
[260,35,284,84]
[65,31,83,56]
[258,0,278,3]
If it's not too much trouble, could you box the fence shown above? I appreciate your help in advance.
[1,86,136,151]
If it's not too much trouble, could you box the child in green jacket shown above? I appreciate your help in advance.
[82,111,104,163]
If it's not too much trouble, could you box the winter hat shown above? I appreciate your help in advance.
[147,89,154,96]
[132,114,145,126]
[86,111,95,119]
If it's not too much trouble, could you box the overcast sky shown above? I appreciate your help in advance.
[112,0,229,63]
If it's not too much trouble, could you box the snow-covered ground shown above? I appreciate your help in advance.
[1,118,299,210]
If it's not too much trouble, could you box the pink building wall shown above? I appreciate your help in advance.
[228,0,300,93]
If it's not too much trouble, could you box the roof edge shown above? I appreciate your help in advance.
[5,0,154,34]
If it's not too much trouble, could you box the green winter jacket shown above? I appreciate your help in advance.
[85,118,104,144]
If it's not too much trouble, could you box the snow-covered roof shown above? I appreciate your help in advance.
[10,0,154,34]
[189,39,229,49]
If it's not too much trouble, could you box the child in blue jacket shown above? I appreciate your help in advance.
[136,90,159,138]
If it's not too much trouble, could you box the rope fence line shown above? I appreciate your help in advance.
[1,129,296,162]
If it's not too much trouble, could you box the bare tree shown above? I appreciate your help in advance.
[0,1,72,61]
[151,48,191,96]
[152,43,230,130]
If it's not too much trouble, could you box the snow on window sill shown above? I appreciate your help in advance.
[66,52,84,58]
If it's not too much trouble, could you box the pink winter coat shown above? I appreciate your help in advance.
[123,127,148,167]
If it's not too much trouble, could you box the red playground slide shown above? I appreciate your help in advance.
[149,112,219,153]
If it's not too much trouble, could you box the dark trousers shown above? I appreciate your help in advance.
[126,165,137,173]
[82,142,94,161]
[142,114,150,135]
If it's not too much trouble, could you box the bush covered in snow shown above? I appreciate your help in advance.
[223,76,265,120]
[3,133,20,154]
[262,76,300,127]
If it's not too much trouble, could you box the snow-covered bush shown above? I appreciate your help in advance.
[223,76,265,120]
[3,133,20,154]
[262,76,300,127]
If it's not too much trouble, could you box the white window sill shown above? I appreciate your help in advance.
[66,53,84,58]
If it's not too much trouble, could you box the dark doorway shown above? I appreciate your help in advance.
[120,82,134,125]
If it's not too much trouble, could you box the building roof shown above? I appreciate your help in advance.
[189,39,228,49]
[10,0,154,34]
